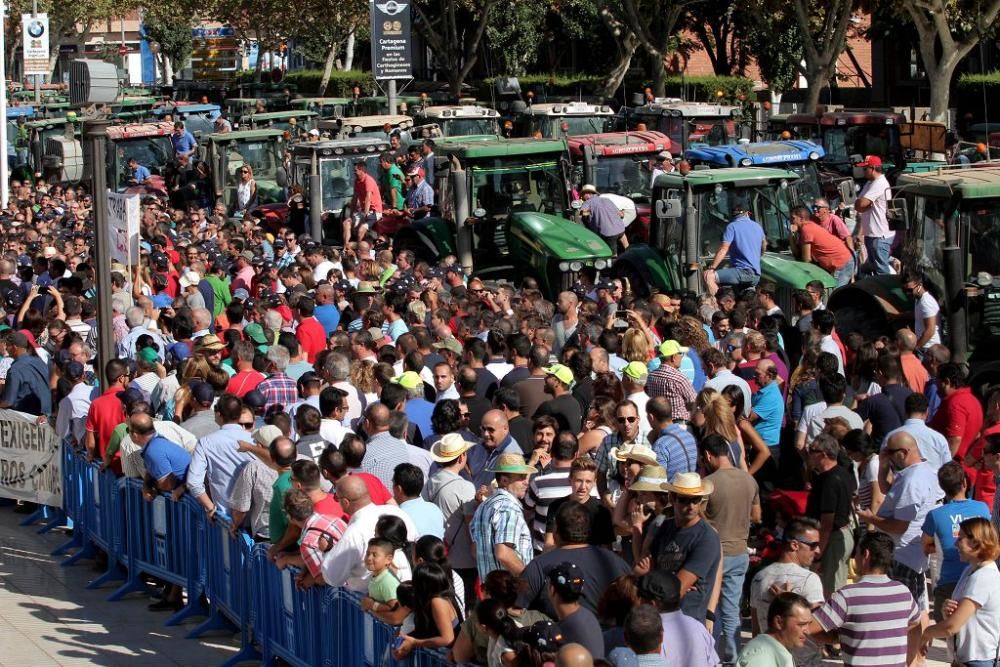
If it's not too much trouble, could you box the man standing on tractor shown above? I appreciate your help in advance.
[854,155,893,275]
[345,162,383,248]
[703,200,766,296]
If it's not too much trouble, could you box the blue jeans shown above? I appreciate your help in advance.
[713,552,749,664]
[715,266,759,288]
[962,661,998,667]
[863,236,892,275]
[833,255,856,287]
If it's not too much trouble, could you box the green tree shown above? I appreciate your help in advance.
[614,0,702,96]
[743,3,803,96]
[788,0,856,112]
[141,8,195,84]
[414,0,501,96]
[896,0,1000,122]
[684,1,749,76]
[288,0,367,94]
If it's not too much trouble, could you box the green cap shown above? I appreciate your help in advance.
[392,371,423,390]
[623,361,649,381]
[244,322,268,345]
[137,347,160,364]
[543,363,574,386]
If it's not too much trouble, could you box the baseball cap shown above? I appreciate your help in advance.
[137,347,160,364]
[243,322,268,345]
[191,381,215,405]
[179,270,201,289]
[298,371,322,387]
[854,155,882,168]
[233,288,251,301]
[308,128,320,137]
[636,571,681,606]
[433,338,462,355]
[64,361,85,379]
[522,620,564,652]
[657,150,673,161]
[547,562,586,597]
[243,389,266,410]
[392,371,423,391]
[116,387,144,406]
[595,279,615,291]
[543,363,574,386]
[623,361,649,380]
[240,250,255,262]
[657,340,689,357]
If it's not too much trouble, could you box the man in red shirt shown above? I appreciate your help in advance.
[343,161,383,247]
[85,359,130,470]
[226,340,266,397]
[790,206,855,287]
[294,297,326,364]
[930,363,984,464]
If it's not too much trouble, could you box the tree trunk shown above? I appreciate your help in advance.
[598,34,638,99]
[926,67,953,123]
[802,66,831,113]
[342,31,355,70]
[254,48,264,83]
[651,51,666,98]
[319,44,337,95]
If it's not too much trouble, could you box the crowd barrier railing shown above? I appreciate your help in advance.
[47,447,463,667]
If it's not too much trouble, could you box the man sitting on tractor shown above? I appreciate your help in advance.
[704,199,766,296]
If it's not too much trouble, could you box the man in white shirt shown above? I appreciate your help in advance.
[902,271,941,350]
[321,475,417,591]
[649,151,673,188]
[854,155,893,275]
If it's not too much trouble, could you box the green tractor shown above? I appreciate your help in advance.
[827,165,1000,388]
[22,116,83,183]
[237,110,318,136]
[200,129,288,211]
[612,168,836,309]
[393,138,613,296]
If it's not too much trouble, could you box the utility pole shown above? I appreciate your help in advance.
[84,119,115,367]
[0,1,8,208]
[32,0,39,104]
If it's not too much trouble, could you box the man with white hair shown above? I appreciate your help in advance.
[257,345,298,413]
[323,351,364,424]
[117,306,166,361]
[191,308,213,339]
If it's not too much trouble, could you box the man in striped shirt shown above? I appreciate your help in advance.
[524,432,577,552]
[810,531,921,666]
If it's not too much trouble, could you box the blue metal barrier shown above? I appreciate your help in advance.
[23,446,470,667]
[52,445,88,558]
[187,515,260,667]
[109,479,206,626]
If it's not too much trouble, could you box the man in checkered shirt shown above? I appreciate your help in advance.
[470,453,536,578]
[646,340,697,424]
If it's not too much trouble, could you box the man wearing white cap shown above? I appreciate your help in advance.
[179,270,206,310]
[579,184,627,255]
[423,433,478,607]
[650,150,674,187]
[644,471,722,627]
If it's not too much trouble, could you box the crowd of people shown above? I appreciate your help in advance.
[2,149,1000,667]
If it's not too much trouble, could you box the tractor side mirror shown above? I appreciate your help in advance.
[655,198,682,219]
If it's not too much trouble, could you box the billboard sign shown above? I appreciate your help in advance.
[22,13,50,76]
[370,1,413,80]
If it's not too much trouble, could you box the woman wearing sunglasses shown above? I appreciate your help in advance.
[233,164,258,216]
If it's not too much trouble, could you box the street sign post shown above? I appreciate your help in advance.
[370,0,413,114]
[21,13,48,76]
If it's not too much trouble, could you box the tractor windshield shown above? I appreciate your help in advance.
[224,139,281,188]
[470,158,566,216]
[442,118,499,137]
[786,162,823,208]
[698,184,794,257]
[594,155,653,202]
[542,115,608,138]
[112,136,173,189]
[660,116,736,151]
[823,124,900,164]
[310,155,383,213]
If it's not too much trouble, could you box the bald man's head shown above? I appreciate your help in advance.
[755,358,778,386]
[885,431,921,468]
[336,475,370,508]
[896,328,917,352]
[365,403,391,432]
[480,409,509,448]
[556,644,594,667]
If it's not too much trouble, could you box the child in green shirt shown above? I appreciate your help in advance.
[362,537,400,614]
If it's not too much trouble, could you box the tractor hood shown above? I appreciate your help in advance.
[761,251,837,289]
[510,211,614,261]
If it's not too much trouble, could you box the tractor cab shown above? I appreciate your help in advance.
[237,110,318,137]
[317,115,440,143]
[106,122,176,195]
[511,101,615,139]
[152,103,221,137]
[784,109,905,180]
[411,105,501,137]
[201,129,287,212]
[626,99,744,153]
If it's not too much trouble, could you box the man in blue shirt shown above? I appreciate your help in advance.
[751,359,784,454]
[404,166,434,219]
[646,397,698,480]
[131,412,192,493]
[0,331,52,416]
[920,462,991,621]
[704,201,766,295]
[392,463,445,538]
[170,121,198,160]
[127,157,151,186]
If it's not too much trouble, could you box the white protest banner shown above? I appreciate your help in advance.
[108,190,141,265]
[0,409,62,506]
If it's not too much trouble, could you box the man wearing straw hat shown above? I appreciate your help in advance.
[424,433,478,607]
[470,453,536,578]
[642,471,722,627]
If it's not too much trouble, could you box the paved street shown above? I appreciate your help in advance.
[0,507,237,667]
